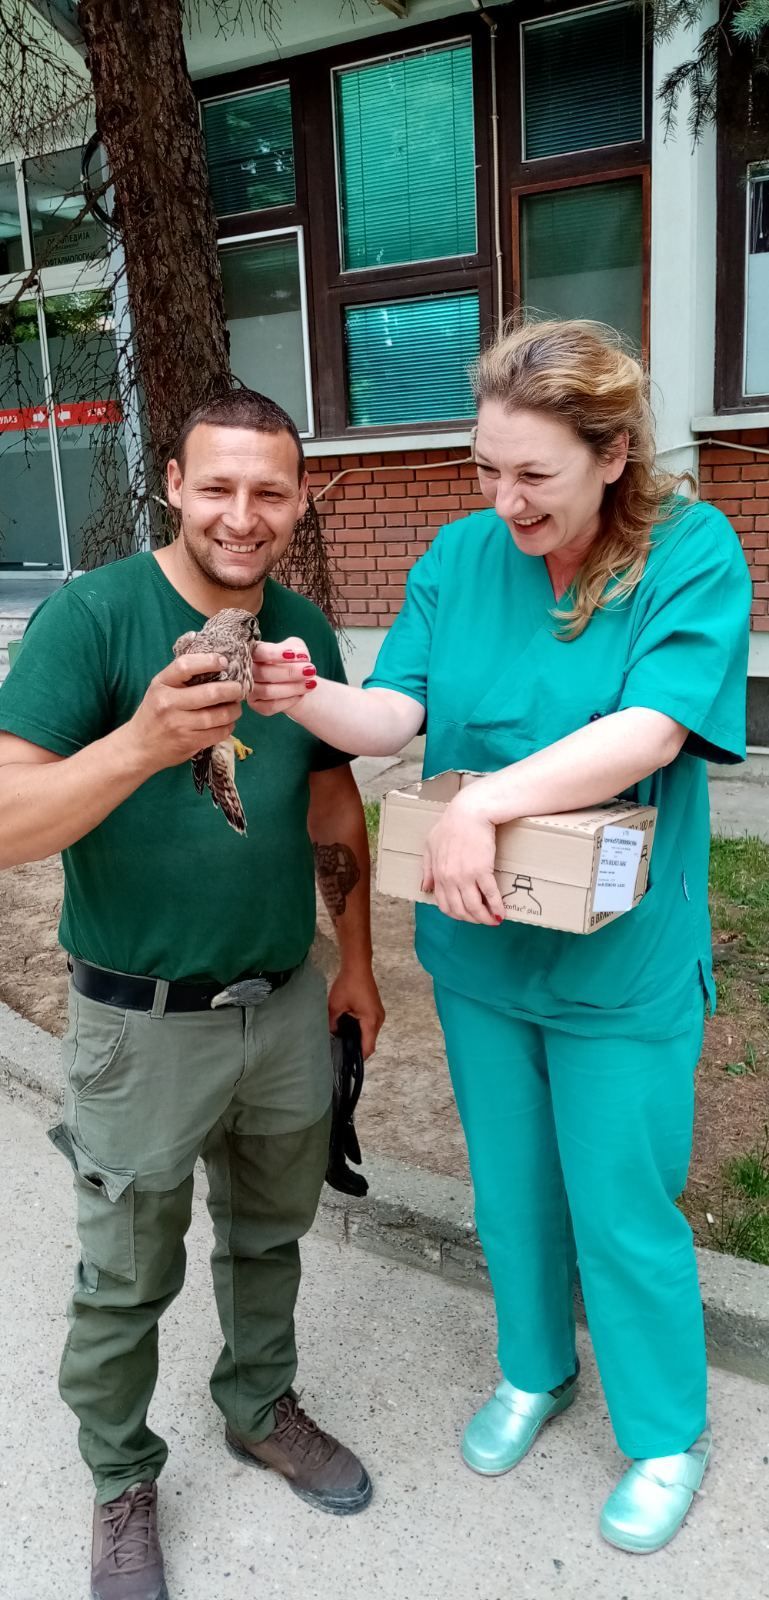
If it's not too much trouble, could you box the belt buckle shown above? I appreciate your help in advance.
[210,975,274,1010]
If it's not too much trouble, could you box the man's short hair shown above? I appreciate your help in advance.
[173,389,305,481]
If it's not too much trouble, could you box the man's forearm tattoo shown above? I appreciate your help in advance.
[313,842,361,919]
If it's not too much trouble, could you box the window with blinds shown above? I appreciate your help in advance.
[202,85,296,217]
[522,3,644,162]
[520,178,643,350]
[220,233,310,432]
[344,292,479,427]
[335,42,477,272]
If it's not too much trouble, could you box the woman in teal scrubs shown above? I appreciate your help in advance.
[249,320,752,1553]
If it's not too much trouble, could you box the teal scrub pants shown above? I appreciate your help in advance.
[434,983,707,1460]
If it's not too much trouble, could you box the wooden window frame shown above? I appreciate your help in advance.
[511,166,651,360]
[713,35,769,413]
[716,149,769,413]
[196,2,652,443]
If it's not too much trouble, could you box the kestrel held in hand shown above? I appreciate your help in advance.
[173,607,260,835]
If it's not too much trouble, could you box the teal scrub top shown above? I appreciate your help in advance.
[365,499,752,1040]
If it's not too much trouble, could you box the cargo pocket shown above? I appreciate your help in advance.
[48,1123,136,1284]
[62,988,132,1100]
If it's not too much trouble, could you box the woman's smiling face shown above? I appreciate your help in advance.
[474,400,628,562]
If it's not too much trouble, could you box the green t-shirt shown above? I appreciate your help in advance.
[0,553,349,982]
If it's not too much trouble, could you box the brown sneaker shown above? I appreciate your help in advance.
[226,1394,372,1516]
[91,1482,168,1600]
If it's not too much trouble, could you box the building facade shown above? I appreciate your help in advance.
[1,0,768,739]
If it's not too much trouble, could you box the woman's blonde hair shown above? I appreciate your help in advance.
[470,318,689,638]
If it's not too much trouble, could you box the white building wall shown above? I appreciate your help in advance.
[649,1,718,474]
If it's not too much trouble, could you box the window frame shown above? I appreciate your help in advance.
[743,163,769,399]
[0,144,114,299]
[330,35,480,277]
[200,79,296,223]
[196,3,652,444]
[717,150,769,412]
[714,36,769,414]
[519,0,646,167]
[511,165,651,359]
[218,223,315,437]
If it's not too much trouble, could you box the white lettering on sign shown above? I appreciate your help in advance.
[593,826,644,914]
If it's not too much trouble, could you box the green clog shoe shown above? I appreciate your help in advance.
[600,1426,712,1554]
[461,1366,579,1476]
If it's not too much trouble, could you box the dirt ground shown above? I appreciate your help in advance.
[1,857,767,1247]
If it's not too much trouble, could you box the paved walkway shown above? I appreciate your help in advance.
[1,1084,767,1600]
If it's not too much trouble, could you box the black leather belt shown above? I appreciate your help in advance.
[68,957,296,1013]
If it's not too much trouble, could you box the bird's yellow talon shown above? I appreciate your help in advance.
[232,737,253,762]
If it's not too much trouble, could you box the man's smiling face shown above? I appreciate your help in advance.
[166,423,308,593]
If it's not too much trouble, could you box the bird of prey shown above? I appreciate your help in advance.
[173,607,260,835]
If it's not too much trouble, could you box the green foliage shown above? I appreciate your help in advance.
[710,1207,769,1265]
[731,0,769,43]
[707,1129,769,1265]
[364,800,381,848]
[652,0,769,142]
[725,1129,769,1197]
[709,836,769,955]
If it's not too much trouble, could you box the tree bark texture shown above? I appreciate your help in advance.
[78,0,231,483]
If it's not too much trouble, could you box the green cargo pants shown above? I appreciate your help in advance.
[49,959,333,1505]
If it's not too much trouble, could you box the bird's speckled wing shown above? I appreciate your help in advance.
[209,740,247,835]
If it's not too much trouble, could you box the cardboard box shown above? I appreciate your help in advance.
[376,772,657,934]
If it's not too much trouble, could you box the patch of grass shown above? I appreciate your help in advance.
[709,835,769,954]
[725,1128,769,1198]
[364,800,381,848]
[707,1208,769,1267]
[723,1042,757,1077]
[714,973,735,1013]
[706,1128,769,1266]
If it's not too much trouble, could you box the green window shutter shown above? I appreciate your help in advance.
[202,85,296,217]
[520,178,643,350]
[523,3,644,161]
[345,292,480,427]
[336,43,477,271]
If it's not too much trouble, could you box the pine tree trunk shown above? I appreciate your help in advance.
[78,0,230,479]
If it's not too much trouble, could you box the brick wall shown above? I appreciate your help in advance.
[308,447,484,625]
[310,434,769,631]
[699,430,769,634]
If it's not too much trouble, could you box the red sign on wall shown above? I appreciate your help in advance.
[54,400,123,427]
[0,406,49,432]
[0,401,122,432]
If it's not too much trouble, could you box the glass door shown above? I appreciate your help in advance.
[0,298,66,569]
[44,290,129,570]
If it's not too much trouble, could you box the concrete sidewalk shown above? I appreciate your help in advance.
[2,1000,768,1389]
[2,1083,769,1600]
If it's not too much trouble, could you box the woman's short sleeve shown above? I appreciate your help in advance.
[363,531,443,709]
[617,503,752,764]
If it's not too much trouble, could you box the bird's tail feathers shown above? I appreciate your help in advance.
[209,743,247,835]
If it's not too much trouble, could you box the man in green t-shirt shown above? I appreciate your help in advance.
[0,390,384,1600]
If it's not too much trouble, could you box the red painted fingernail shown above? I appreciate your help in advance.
[283,651,296,660]
[297,653,309,661]
[306,680,317,690]
[302,666,316,677]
